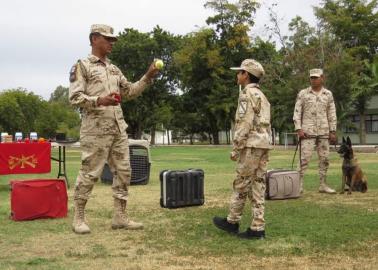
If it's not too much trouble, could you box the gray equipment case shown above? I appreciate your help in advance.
[265,169,301,200]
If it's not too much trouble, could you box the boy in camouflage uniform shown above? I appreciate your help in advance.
[213,59,272,240]
[69,24,159,234]
[293,68,337,194]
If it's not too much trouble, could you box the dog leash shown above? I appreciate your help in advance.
[291,135,331,170]
[291,139,301,170]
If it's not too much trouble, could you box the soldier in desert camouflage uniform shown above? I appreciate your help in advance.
[213,59,272,240]
[293,68,337,194]
[69,24,159,234]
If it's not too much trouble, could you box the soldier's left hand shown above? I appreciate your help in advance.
[146,62,160,79]
[329,132,337,144]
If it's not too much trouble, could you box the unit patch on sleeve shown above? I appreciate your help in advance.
[238,100,248,117]
[69,64,77,83]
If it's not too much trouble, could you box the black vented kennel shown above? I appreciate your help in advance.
[101,139,151,185]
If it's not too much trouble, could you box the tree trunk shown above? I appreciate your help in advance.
[190,134,193,145]
[137,127,142,139]
[167,129,170,145]
[130,123,142,139]
[212,131,220,145]
[359,113,366,144]
[150,126,156,145]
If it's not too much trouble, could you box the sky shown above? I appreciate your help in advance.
[0,0,321,100]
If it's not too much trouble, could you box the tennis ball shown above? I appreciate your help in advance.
[155,60,164,69]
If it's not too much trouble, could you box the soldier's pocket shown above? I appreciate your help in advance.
[237,150,254,176]
[233,177,251,192]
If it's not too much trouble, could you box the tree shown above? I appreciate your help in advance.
[315,0,378,143]
[174,29,226,144]
[0,91,26,134]
[0,88,81,139]
[315,0,378,60]
[110,26,182,142]
[49,85,69,105]
[263,10,359,140]
[351,59,378,143]
[0,89,43,135]
[173,0,259,144]
[34,102,59,139]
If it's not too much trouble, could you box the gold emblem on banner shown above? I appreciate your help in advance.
[8,155,38,170]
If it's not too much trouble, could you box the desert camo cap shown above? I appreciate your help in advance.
[309,68,323,77]
[230,59,265,78]
[90,24,117,40]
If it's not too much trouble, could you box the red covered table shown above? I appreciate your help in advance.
[0,142,73,188]
[0,143,51,175]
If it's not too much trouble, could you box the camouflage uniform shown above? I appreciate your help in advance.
[293,85,337,191]
[69,24,152,233]
[227,80,272,232]
[69,54,151,201]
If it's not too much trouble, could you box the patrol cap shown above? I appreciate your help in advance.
[309,68,323,77]
[230,59,265,78]
[90,24,117,40]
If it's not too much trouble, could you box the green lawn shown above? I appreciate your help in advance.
[0,146,377,270]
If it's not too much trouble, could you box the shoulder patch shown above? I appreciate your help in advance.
[238,99,248,117]
[69,64,77,83]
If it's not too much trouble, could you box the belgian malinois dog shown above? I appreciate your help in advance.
[337,136,368,194]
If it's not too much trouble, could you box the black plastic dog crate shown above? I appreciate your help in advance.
[101,140,150,185]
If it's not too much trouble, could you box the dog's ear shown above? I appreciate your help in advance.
[342,137,346,143]
[347,136,352,146]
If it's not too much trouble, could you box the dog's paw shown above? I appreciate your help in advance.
[347,191,352,195]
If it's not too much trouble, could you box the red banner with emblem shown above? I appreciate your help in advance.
[0,143,51,175]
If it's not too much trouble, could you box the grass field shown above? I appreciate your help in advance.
[0,146,377,270]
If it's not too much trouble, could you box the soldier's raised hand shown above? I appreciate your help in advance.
[145,61,161,80]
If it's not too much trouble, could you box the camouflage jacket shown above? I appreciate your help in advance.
[233,83,272,150]
[69,54,151,135]
[293,87,337,136]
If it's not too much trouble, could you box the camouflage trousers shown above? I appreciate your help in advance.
[73,132,131,202]
[227,148,269,231]
[298,137,330,185]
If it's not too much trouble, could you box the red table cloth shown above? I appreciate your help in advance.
[0,143,51,175]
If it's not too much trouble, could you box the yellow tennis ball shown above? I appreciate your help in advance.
[155,60,164,69]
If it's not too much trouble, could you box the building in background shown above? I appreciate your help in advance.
[341,95,378,144]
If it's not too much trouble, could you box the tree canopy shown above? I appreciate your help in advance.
[1,0,377,144]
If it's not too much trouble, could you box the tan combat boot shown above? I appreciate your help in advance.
[72,199,91,234]
[319,183,336,194]
[112,198,143,230]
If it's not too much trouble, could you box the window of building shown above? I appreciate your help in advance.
[366,114,378,133]
[343,114,378,133]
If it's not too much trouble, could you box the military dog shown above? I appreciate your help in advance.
[337,136,368,194]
